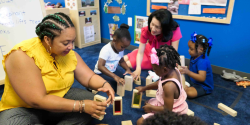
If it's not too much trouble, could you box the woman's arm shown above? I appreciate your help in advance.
[133,42,146,80]
[74,52,115,102]
[5,50,77,112]
[171,40,180,51]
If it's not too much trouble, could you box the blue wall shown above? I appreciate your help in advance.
[46,0,250,74]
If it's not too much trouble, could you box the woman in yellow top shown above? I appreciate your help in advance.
[0,13,115,125]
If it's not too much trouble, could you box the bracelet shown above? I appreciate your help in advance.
[81,100,85,113]
[79,101,82,113]
[102,81,108,87]
[72,100,76,112]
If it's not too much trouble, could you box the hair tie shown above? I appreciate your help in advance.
[191,32,197,43]
[150,47,159,65]
[208,37,213,47]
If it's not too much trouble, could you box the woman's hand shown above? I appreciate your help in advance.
[142,103,153,113]
[84,100,107,119]
[114,76,125,85]
[133,69,141,81]
[97,83,115,105]
[135,86,145,94]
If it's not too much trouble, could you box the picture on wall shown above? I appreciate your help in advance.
[85,17,92,24]
[90,10,97,15]
[108,24,119,40]
[79,11,86,16]
[135,16,148,44]
[168,0,179,14]
[82,0,94,7]
[201,0,227,6]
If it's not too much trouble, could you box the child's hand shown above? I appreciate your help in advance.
[142,103,153,113]
[135,86,145,93]
[179,66,189,74]
[114,76,125,85]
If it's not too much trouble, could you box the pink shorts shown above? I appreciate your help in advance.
[127,44,152,70]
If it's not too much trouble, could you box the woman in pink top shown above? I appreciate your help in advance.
[123,9,182,80]
[135,45,188,125]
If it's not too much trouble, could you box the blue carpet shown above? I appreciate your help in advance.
[0,43,249,125]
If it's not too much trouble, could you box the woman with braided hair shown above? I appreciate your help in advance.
[179,32,214,98]
[135,45,188,125]
[0,13,115,124]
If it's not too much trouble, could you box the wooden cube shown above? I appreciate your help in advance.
[113,96,123,115]
[214,123,220,125]
[117,83,125,97]
[94,95,107,120]
[131,89,142,108]
[218,103,237,117]
[146,90,157,97]
[187,109,194,116]
[121,120,133,125]
[125,75,133,91]
[134,76,141,85]
[180,55,185,66]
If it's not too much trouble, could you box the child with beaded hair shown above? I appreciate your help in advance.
[180,32,214,98]
[135,45,188,125]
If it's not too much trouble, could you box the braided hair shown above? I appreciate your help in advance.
[156,44,180,70]
[35,12,74,42]
[193,35,212,58]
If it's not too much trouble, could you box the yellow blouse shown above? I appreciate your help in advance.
[0,37,77,112]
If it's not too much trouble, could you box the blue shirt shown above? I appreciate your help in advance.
[189,55,214,94]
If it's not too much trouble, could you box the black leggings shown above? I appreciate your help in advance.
[0,88,94,125]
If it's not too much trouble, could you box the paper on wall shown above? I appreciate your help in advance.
[83,25,95,44]
[108,24,118,40]
[201,0,227,6]
[188,0,201,15]
[135,16,148,44]
[65,0,77,10]
[151,0,171,3]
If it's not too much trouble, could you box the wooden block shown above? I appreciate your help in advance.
[92,90,98,94]
[180,55,185,66]
[125,75,133,91]
[108,6,121,14]
[218,103,237,117]
[117,83,125,97]
[113,96,123,115]
[203,8,226,14]
[214,123,220,125]
[134,76,141,85]
[131,89,142,108]
[146,90,157,97]
[146,75,153,94]
[94,95,107,120]
[187,109,194,116]
[122,120,133,125]
[152,5,167,10]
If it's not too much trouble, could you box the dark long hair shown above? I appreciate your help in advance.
[148,9,179,42]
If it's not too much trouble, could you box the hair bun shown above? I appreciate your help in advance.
[120,23,129,29]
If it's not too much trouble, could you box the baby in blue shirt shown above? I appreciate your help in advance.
[180,32,214,98]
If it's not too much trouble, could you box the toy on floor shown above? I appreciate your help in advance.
[117,82,125,96]
[125,75,133,91]
[218,103,237,117]
[134,76,141,85]
[148,70,159,82]
[187,109,194,116]
[131,89,142,108]
[145,75,156,97]
[221,70,250,82]
[121,120,133,125]
[113,96,123,115]
[236,81,250,88]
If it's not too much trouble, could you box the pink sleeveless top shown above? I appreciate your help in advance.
[142,68,188,119]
